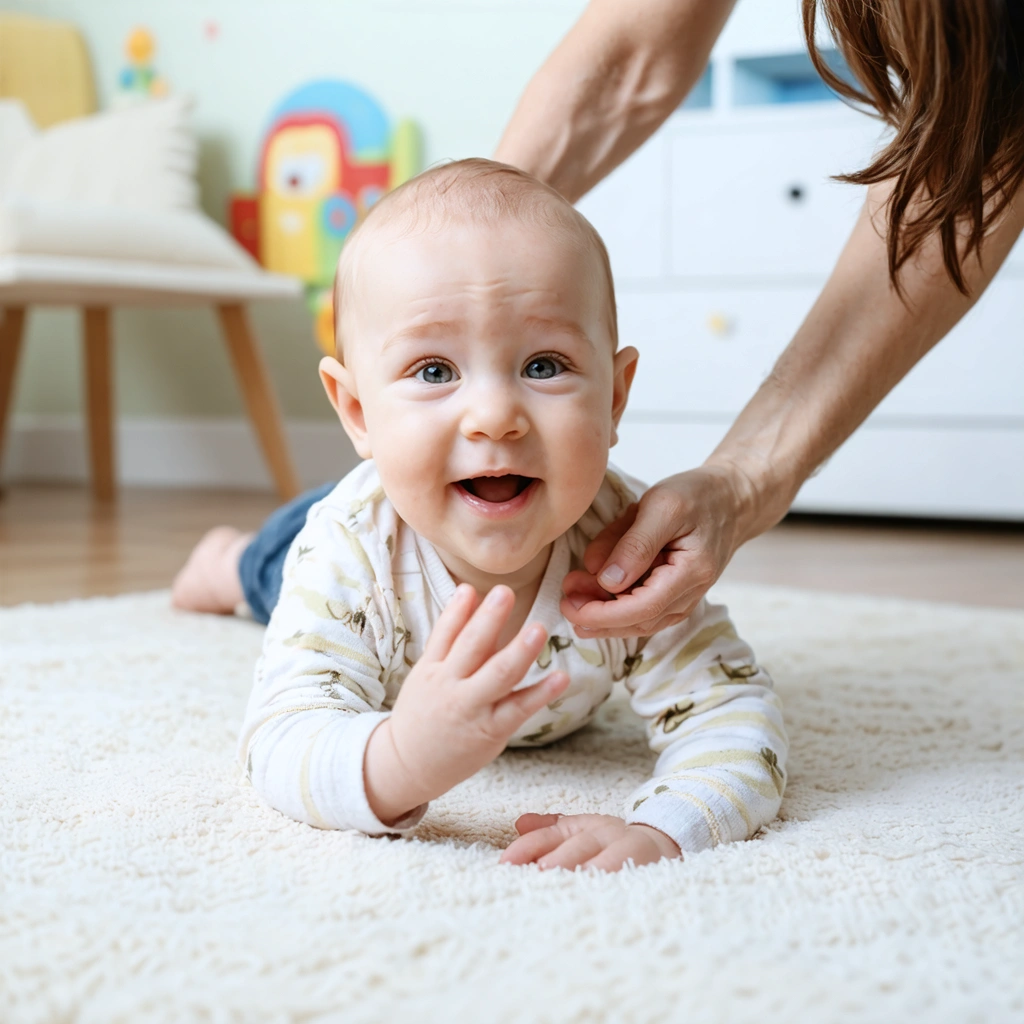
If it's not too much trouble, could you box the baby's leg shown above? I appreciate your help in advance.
[171,527,252,615]
[171,483,337,623]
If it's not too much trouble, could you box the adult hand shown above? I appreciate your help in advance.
[500,813,680,872]
[561,464,756,639]
[365,584,569,825]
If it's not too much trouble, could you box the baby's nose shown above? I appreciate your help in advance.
[460,384,530,441]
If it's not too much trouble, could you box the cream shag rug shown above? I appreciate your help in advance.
[1,585,1022,1024]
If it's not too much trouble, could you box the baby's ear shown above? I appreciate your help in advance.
[609,346,639,447]
[320,357,372,459]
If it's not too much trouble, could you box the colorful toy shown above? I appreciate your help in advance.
[230,80,421,354]
[117,27,168,98]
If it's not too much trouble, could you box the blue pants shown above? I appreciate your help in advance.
[238,483,335,624]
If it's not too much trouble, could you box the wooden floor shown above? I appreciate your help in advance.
[0,483,1022,608]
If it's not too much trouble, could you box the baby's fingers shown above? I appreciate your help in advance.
[470,620,550,704]
[514,813,561,836]
[444,585,515,676]
[499,817,567,866]
[582,837,653,873]
[422,584,478,662]
[490,670,568,735]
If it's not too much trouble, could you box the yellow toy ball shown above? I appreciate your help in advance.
[126,27,155,66]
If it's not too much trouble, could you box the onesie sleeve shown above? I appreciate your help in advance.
[237,502,424,836]
[622,599,788,855]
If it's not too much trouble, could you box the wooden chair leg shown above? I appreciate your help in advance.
[82,307,116,502]
[0,306,28,477]
[217,304,300,501]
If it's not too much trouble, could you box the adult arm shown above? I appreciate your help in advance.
[562,182,1024,637]
[493,0,735,203]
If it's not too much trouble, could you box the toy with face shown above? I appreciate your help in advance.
[257,82,397,288]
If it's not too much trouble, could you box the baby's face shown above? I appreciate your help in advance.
[322,216,637,577]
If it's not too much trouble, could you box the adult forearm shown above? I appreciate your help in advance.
[494,0,735,202]
[706,182,1024,544]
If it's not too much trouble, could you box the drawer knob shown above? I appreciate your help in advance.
[786,183,806,202]
[707,312,734,337]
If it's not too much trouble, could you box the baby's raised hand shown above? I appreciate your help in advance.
[500,813,681,872]
[364,584,569,826]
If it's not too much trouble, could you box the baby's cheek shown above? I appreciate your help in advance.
[372,411,447,489]
[549,409,612,508]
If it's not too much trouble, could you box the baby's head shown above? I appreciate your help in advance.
[320,158,638,578]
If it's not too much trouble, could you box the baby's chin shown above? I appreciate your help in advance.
[445,539,546,577]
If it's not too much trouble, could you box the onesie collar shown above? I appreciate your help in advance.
[416,533,569,629]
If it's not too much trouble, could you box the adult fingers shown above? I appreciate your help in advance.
[499,818,567,865]
[489,670,568,734]
[421,584,479,662]
[581,504,637,575]
[593,488,692,594]
[561,570,614,613]
[565,612,690,641]
[444,585,515,677]
[562,556,706,632]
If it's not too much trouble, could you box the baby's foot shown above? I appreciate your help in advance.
[171,526,253,615]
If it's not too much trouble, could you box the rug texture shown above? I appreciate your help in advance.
[1,586,1022,1024]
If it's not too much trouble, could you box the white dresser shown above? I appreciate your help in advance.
[578,7,1024,521]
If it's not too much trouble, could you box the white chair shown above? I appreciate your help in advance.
[0,14,303,501]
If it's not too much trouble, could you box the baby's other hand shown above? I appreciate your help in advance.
[500,813,680,872]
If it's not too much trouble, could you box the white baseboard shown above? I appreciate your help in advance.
[2,414,361,490]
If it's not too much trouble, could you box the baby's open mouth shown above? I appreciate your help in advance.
[458,475,536,504]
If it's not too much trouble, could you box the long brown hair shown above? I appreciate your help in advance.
[803,0,1024,294]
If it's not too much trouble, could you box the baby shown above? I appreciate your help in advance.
[228,158,786,871]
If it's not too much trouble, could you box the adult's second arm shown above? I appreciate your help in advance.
[494,0,735,203]
[562,182,1024,637]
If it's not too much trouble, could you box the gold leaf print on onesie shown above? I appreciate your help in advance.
[521,721,556,744]
[346,486,385,525]
[712,656,759,683]
[760,747,785,795]
[536,635,572,670]
[616,637,651,681]
[655,700,696,734]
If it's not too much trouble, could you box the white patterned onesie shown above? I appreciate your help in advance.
[238,460,788,854]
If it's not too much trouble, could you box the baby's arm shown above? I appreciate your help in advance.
[624,599,788,852]
[237,508,406,834]
[502,600,786,870]
[239,509,568,833]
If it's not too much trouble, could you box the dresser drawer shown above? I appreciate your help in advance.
[877,274,1024,419]
[576,136,668,281]
[668,111,881,278]
[618,285,819,415]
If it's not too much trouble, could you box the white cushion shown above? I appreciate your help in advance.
[3,95,198,210]
[0,100,38,196]
[0,198,257,269]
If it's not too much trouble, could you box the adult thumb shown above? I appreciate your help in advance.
[595,493,683,593]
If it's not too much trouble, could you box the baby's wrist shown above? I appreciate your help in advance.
[631,823,682,860]
[363,718,434,826]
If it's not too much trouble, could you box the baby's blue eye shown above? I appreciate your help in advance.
[416,363,456,384]
[524,357,564,380]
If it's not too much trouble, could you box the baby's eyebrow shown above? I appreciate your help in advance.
[382,320,462,350]
[523,315,594,348]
